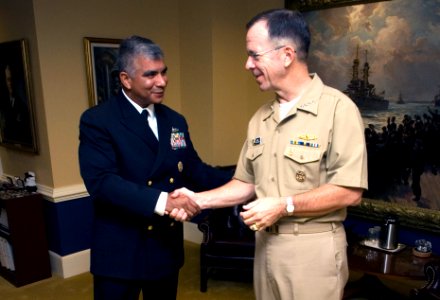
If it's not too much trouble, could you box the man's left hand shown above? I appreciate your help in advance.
[240,197,285,231]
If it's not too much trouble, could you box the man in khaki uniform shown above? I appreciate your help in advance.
[172,9,368,300]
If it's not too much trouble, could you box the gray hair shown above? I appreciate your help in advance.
[117,35,164,76]
[246,9,310,61]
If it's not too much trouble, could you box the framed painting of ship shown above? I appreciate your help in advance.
[300,0,440,233]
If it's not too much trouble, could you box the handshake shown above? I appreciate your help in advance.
[164,186,286,233]
[165,187,204,222]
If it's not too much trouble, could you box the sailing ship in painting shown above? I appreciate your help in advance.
[344,46,389,110]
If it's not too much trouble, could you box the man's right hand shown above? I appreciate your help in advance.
[165,191,200,221]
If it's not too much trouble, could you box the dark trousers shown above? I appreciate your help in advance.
[93,272,179,300]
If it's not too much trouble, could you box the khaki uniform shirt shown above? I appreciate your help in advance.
[234,74,368,223]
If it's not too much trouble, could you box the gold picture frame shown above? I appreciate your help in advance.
[0,39,38,153]
[349,199,440,234]
[285,0,391,11]
[84,37,121,106]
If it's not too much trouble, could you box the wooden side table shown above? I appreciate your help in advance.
[0,191,51,286]
[344,242,439,299]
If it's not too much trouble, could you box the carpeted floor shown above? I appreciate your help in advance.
[0,241,425,299]
[0,241,254,300]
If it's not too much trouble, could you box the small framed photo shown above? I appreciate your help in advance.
[84,37,121,106]
[0,39,38,153]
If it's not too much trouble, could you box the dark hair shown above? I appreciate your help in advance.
[246,9,310,60]
[117,35,164,76]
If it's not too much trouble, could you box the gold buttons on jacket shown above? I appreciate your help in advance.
[147,225,153,231]
[170,222,175,227]
[147,180,152,186]
[169,178,174,184]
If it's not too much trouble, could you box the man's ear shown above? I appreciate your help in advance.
[283,46,296,67]
[119,72,131,90]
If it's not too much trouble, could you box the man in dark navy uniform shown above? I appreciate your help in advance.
[79,35,230,300]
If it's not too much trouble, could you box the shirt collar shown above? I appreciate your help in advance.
[122,89,155,117]
[262,73,323,121]
[295,73,322,115]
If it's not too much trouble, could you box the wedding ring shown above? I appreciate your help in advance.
[250,223,259,231]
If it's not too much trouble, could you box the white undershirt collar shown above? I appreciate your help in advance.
[122,89,158,139]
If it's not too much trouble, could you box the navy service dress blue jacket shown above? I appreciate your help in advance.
[79,92,230,280]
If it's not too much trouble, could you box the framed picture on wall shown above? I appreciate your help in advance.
[295,0,440,233]
[0,39,38,153]
[84,37,121,106]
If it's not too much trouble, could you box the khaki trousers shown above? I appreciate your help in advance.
[254,223,348,300]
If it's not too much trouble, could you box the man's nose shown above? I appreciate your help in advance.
[156,74,167,86]
[245,56,255,70]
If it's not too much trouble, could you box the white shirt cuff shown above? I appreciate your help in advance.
[154,192,168,216]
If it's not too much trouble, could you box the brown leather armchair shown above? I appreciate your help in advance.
[197,205,255,292]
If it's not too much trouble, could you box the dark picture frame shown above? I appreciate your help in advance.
[84,37,121,106]
[285,0,391,11]
[0,39,38,153]
[295,0,440,233]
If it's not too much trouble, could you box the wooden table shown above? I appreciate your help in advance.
[344,242,438,299]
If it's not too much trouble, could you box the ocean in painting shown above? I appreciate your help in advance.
[360,102,437,130]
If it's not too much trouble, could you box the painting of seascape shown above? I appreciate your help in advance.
[302,0,440,229]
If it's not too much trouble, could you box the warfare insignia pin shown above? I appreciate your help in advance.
[291,133,319,148]
[298,133,317,141]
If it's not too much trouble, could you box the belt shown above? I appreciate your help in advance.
[265,222,341,234]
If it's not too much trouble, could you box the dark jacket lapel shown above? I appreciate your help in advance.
[117,94,159,153]
[150,104,171,173]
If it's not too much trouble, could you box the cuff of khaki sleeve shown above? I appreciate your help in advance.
[154,192,168,216]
